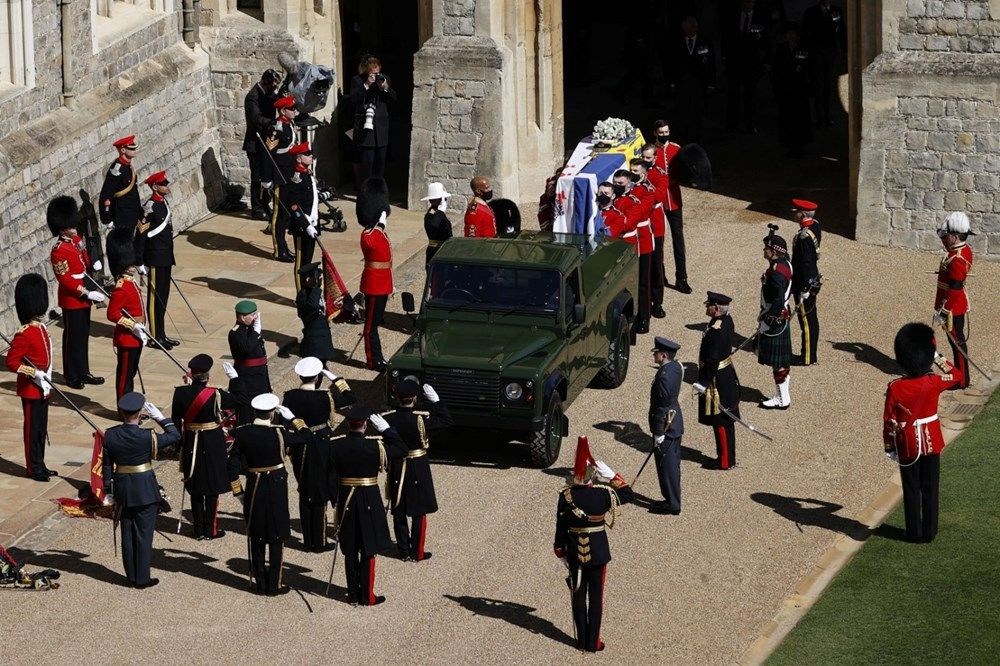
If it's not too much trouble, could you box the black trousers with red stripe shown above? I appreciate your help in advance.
[114,346,142,402]
[62,307,92,382]
[948,314,969,389]
[250,538,284,594]
[146,264,172,341]
[570,564,607,652]
[22,397,48,476]
[344,549,378,605]
[392,512,428,560]
[713,422,736,470]
[190,494,220,538]
[363,294,388,368]
[651,236,666,308]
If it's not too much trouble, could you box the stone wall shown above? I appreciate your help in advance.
[897,0,999,51]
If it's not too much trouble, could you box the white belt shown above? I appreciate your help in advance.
[913,414,939,454]
[622,231,637,238]
[654,203,663,209]
[71,272,85,279]
[276,146,290,154]
[638,221,651,228]
[147,221,169,238]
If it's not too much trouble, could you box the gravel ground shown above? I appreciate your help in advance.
[3,186,998,665]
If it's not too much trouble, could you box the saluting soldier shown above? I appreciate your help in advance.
[228,299,271,399]
[286,142,331,291]
[553,436,634,652]
[758,229,794,409]
[228,393,312,595]
[171,354,246,540]
[933,211,975,390]
[282,357,356,552]
[358,177,393,372]
[791,199,822,366]
[329,406,406,606]
[692,292,741,470]
[263,95,299,262]
[421,182,453,267]
[106,227,149,402]
[5,274,56,481]
[648,337,683,514]
[99,136,144,256]
[382,380,452,562]
[463,176,498,238]
[102,393,180,589]
[140,170,179,350]
[48,195,106,390]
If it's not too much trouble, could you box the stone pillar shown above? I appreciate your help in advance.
[846,0,882,226]
[265,0,300,33]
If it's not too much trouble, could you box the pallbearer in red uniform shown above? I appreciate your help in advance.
[553,437,634,652]
[106,228,149,402]
[48,195,106,390]
[5,274,57,482]
[883,323,964,542]
[358,177,393,372]
[642,143,669,318]
[612,169,652,334]
[933,211,974,389]
[140,170,179,350]
[652,121,691,294]
[463,176,497,238]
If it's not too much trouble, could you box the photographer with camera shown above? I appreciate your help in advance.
[350,55,396,183]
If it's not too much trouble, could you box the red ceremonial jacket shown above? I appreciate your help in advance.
[600,206,631,245]
[51,235,92,310]
[464,201,497,238]
[654,142,683,211]
[934,242,973,316]
[882,366,964,463]
[5,321,52,400]
[360,224,393,295]
[616,193,653,255]
[646,166,668,237]
[107,275,146,349]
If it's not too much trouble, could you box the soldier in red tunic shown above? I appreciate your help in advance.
[933,212,974,390]
[612,169,652,334]
[358,177,393,372]
[463,176,497,238]
[106,228,150,402]
[642,144,669,318]
[5,274,57,482]
[48,195,106,390]
[652,121,691,294]
[883,322,964,542]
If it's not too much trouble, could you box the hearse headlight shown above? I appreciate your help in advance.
[504,382,523,401]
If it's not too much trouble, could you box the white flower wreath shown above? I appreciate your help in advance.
[592,117,636,145]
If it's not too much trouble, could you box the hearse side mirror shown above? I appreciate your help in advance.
[573,303,586,325]
[401,292,416,313]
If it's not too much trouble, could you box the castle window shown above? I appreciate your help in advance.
[92,0,170,52]
[0,0,35,95]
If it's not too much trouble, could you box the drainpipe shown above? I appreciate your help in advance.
[59,0,75,108]
[182,0,196,48]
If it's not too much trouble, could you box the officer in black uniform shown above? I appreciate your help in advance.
[282,357,356,551]
[295,263,337,364]
[382,380,452,562]
[671,16,715,142]
[692,292,741,470]
[229,393,312,595]
[139,170,179,350]
[102,392,181,588]
[421,182,453,267]
[329,406,406,606]
[648,337,684,515]
[554,436,635,653]
[243,69,281,221]
[286,142,333,291]
[99,135,144,257]
[228,299,271,399]
[263,95,299,261]
[790,199,822,366]
[171,354,246,539]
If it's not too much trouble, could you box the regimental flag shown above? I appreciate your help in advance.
[89,429,105,502]
[322,246,350,321]
[54,429,110,518]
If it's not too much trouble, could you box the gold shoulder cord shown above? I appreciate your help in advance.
[151,431,158,461]
[277,430,286,461]
[605,487,620,529]
[417,414,429,450]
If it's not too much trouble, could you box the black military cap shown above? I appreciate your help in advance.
[395,379,420,398]
[764,234,788,253]
[705,291,732,306]
[651,337,680,353]
[118,392,145,413]
[346,405,372,421]
[188,354,214,372]
[298,261,320,276]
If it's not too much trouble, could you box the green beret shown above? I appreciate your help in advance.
[235,300,257,315]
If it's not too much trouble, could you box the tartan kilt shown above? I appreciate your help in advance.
[757,324,792,368]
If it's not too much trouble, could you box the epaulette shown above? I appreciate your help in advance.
[365,435,383,441]
[329,435,346,441]
[414,410,429,417]
[380,410,396,416]
[16,324,28,333]
[231,325,240,332]
[291,172,302,183]
[710,319,722,330]
[143,200,155,213]
[110,162,122,177]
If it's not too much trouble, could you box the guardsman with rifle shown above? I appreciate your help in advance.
[758,227,794,410]
[329,406,406,606]
[5,274,56,481]
[883,323,964,542]
[99,136,144,256]
[286,142,332,291]
[171,354,246,540]
[791,199,822,366]
[358,177,394,372]
[282,357,357,552]
[140,170,180,350]
[692,292,741,470]
[106,227,149,402]
[263,95,298,262]
[228,299,271,399]
[382,380,453,562]
[648,337,683,514]
[933,211,975,390]
[228,393,312,595]
[102,392,180,589]
[48,195,106,390]
[553,436,635,652]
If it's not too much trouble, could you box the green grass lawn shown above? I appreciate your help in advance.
[768,391,1000,665]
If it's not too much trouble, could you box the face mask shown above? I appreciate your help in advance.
[630,173,641,183]
[596,193,611,206]
[481,190,494,201]
[656,133,669,143]
[612,184,626,196]
[643,160,653,170]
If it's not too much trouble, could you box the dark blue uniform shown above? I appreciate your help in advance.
[102,418,181,586]
[648,358,684,512]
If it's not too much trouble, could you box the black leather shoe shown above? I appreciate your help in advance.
[163,337,181,347]
[411,552,432,562]
[66,378,85,389]
[651,306,666,319]
[268,586,291,596]
[30,473,51,483]
[207,530,226,540]
[134,578,160,589]
[635,321,650,335]
[649,502,681,515]
[369,595,386,606]
[82,374,105,385]
[251,210,269,221]
[45,468,59,477]
[276,252,295,263]
[674,281,693,295]
[370,360,388,373]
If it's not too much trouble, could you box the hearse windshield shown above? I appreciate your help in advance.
[426,263,561,314]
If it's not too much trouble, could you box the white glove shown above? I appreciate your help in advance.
[885,450,898,462]
[33,370,51,390]
[321,369,338,381]
[252,312,262,334]
[654,435,665,445]
[277,405,295,421]
[422,383,440,403]
[261,181,273,190]
[92,260,103,272]
[932,310,946,327]
[222,361,239,379]
[369,413,390,432]
[799,291,810,301]
[103,493,115,507]
[137,265,147,275]
[757,320,769,335]
[144,402,164,421]
[594,460,615,481]
[692,382,706,395]
[87,290,106,303]
[133,322,149,344]
[306,225,318,239]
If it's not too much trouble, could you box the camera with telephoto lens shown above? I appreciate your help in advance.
[318,204,347,233]
[374,72,386,86]
[363,103,376,130]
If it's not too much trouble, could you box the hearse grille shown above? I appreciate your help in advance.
[424,370,500,411]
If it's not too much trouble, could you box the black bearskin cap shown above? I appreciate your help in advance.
[106,227,136,277]
[894,322,936,377]
[675,144,714,190]
[356,177,390,228]
[46,196,79,237]
[14,273,49,325]
[489,198,522,238]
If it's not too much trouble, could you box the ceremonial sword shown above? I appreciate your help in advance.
[631,410,675,487]
[938,321,992,380]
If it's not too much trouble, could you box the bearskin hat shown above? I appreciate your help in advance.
[14,273,49,325]
[106,227,136,277]
[675,144,713,190]
[356,177,390,228]
[46,196,80,237]
[489,198,522,239]
[894,322,936,378]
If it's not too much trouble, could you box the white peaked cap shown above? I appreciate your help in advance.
[251,393,280,411]
[295,356,323,377]
[421,182,452,200]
